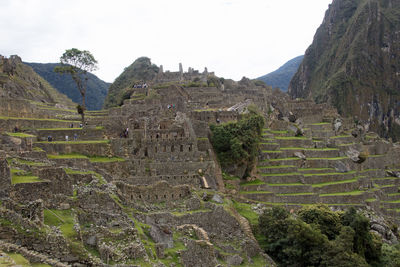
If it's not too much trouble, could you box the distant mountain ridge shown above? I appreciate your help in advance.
[257,55,304,92]
[26,62,110,110]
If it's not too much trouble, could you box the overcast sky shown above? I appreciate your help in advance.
[0,0,332,83]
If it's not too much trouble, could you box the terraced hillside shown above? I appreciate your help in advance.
[235,120,400,223]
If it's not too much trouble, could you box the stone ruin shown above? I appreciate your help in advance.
[0,58,399,266]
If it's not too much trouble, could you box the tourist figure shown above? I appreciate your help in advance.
[79,123,83,128]
[74,133,78,141]
[65,135,69,141]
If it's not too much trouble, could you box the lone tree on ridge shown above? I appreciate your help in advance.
[54,48,98,123]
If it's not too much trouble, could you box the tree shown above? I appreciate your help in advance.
[54,48,98,123]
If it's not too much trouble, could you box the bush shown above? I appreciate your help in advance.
[210,111,264,177]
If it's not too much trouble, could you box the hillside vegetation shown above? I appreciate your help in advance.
[26,63,109,110]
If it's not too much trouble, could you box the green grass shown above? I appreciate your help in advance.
[268,157,301,162]
[37,127,83,131]
[43,209,76,238]
[4,253,51,267]
[383,199,400,204]
[319,190,365,196]
[0,115,79,123]
[261,150,282,153]
[257,165,295,169]
[12,175,42,184]
[35,140,110,144]
[299,167,334,171]
[47,153,88,159]
[222,172,240,180]
[304,171,356,177]
[329,135,352,139]
[387,193,400,196]
[276,192,315,196]
[11,168,25,174]
[232,200,259,225]
[365,198,377,202]
[64,168,106,184]
[240,179,265,186]
[11,158,47,166]
[311,178,358,188]
[269,130,288,134]
[307,156,348,160]
[266,182,305,186]
[5,132,36,138]
[261,172,301,177]
[88,156,125,163]
[280,147,338,151]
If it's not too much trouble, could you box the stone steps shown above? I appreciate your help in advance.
[298,167,335,174]
[36,127,104,141]
[307,123,332,131]
[312,179,361,194]
[259,157,303,167]
[303,157,350,169]
[329,135,356,145]
[311,130,336,139]
[33,140,111,156]
[318,191,368,204]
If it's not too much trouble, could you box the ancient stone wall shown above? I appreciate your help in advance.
[0,152,10,199]
[116,180,191,204]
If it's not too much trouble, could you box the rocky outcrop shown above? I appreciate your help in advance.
[289,0,400,141]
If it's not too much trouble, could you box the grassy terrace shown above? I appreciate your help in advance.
[240,179,265,186]
[35,140,110,144]
[10,158,48,166]
[266,182,305,186]
[276,192,315,196]
[44,209,76,238]
[311,178,359,188]
[64,168,106,184]
[280,147,338,151]
[299,167,334,171]
[258,165,295,169]
[0,115,79,123]
[267,157,301,162]
[5,132,36,138]
[329,135,352,139]
[37,126,104,130]
[261,172,301,177]
[12,174,42,184]
[307,156,348,160]
[319,190,365,196]
[303,171,357,177]
[48,153,125,163]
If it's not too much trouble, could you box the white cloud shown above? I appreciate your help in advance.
[0,0,332,82]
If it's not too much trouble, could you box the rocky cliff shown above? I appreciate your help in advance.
[289,0,400,141]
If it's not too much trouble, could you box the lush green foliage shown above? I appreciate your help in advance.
[258,205,398,267]
[210,110,264,176]
[27,62,109,110]
[257,55,303,92]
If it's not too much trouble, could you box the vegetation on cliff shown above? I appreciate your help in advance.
[210,108,264,178]
[259,205,400,267]
[288,0,400,141]
[257,55,303,92]
[103,57,159,108]
[26,62,109,110]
